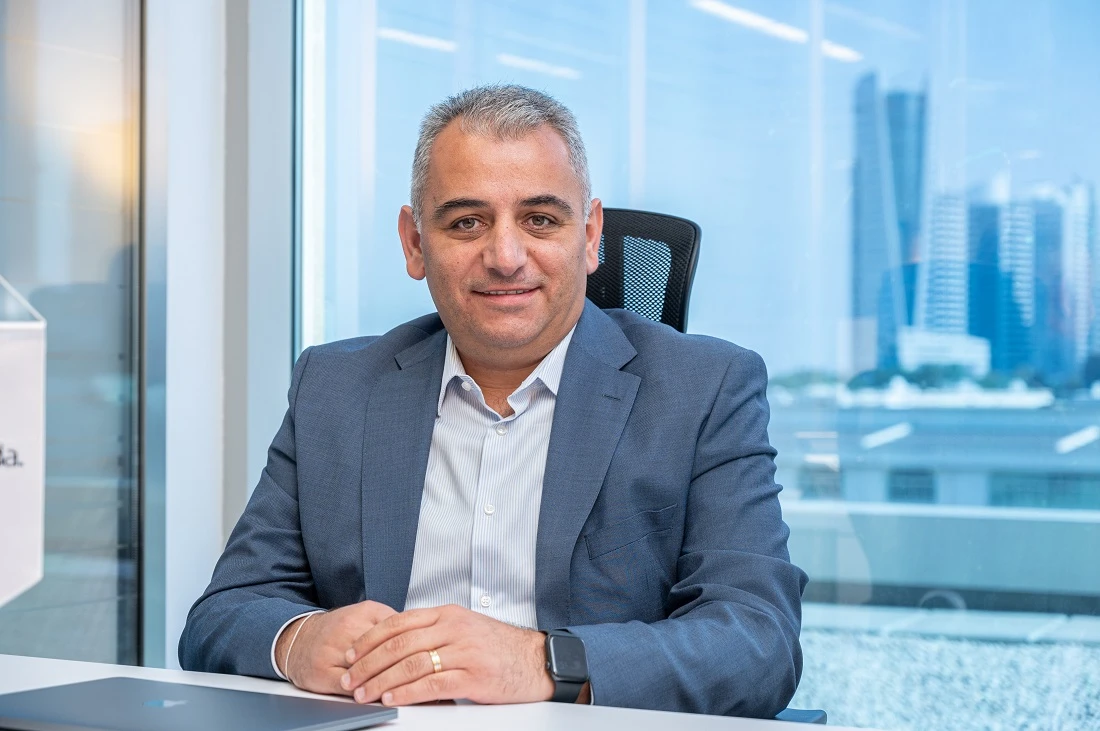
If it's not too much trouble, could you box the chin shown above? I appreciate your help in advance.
[474,325,543,351]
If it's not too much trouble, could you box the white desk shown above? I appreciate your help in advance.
[0,654,855,730]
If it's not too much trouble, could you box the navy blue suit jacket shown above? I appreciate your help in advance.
[179,301,807,717]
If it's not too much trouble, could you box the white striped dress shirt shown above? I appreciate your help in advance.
[403,327,575,629]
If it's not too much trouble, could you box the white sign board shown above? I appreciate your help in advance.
[0,275,46,607]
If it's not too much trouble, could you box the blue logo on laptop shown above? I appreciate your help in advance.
[144,699,188,708]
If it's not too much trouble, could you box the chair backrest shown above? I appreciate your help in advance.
[586,207,702,333]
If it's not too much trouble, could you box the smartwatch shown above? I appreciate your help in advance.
[545,629,588,703]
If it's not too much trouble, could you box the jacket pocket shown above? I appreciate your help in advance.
[584,504,678,559]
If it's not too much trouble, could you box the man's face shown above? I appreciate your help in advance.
[399,121,602,368]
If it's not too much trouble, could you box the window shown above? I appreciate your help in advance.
[887,469,936,503]
[991,472,1100,510]
[296,1,1100,727]
[799,465,843,500]
[0,0,142,663]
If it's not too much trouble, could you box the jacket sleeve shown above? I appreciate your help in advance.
[178,347,321,678]
[567,348,807,717]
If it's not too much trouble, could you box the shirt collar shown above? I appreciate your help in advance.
[437,325,577,415]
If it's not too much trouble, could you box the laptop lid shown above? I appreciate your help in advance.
[0,677,397,731]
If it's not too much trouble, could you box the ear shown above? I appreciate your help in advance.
[398,205,427,280]
[584,199,603,275]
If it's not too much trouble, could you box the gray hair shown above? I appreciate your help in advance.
[410,84,592,227]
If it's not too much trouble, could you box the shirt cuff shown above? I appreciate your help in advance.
[271,610,326,680]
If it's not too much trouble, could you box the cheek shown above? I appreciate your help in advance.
[540,239,587,272]
[422,250,461,288]
[424,258,483,314]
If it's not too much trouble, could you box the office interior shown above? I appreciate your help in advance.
[0,1,1097,729]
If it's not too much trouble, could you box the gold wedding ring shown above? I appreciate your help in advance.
[428,649,443,674]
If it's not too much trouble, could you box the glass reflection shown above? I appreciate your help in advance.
[0,0,141,664]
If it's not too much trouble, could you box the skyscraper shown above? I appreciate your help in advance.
[851,73,926,372]
[1064,183,1095,375]
[1088,185,1100,360]
[997,201,1036,373]
[1025,184,1099,384]
[886,91,926,263]
[967,201,999,352]
[966,188,1038,376]
[923,193,969,335]
[1032,193,1072,383]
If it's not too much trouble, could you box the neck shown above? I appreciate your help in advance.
[458,351,543,395]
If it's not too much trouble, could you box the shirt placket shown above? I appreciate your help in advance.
[468,384,534,621]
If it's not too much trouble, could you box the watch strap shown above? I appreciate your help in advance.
[550,679,585,703]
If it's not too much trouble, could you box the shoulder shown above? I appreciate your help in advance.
[296,313,444,379]
[601,308,766,379]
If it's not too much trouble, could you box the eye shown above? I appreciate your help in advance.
[527,214,554,228]
[452,217,480,231]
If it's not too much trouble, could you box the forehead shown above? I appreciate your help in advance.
[425,121,583,206]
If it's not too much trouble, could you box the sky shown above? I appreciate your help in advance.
[310,0,1100,377]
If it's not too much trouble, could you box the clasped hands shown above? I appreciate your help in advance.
[276,601,555,707]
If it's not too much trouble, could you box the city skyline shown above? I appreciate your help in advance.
[673,1,1100,378]
[851,69,1099,389]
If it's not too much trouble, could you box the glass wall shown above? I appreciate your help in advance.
[0,0,141,663]
[296,1,1100,726]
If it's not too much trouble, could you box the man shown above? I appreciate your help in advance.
[180,84,806,717]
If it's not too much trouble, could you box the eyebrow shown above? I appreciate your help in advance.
[430,194,576,223]
[519,195,575,217]
[431,198,490,222]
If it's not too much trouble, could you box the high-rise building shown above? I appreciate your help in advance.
[966,186,1037,375]
[888,193,991,378]
[1027,184,1097,384]
[997,202,1036,373]
[851,73,926,372]
[1032,193,1072,383]
[1089,186,1100,360]
[922,194,969,335]
[967,202,999,353]
[886,91,926,263]
[1064,183,1095,375]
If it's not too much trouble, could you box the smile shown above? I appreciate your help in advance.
[484,289,532,295]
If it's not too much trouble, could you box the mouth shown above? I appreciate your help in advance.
[473,286,539,304]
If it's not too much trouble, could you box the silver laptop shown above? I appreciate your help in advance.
[0,677,397,731]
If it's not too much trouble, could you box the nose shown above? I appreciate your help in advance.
[482,221,528,277]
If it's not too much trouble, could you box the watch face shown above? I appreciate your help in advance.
[548,634,588,683]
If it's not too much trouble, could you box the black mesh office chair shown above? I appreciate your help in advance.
[587,208,828,726]
[586,207,702,332]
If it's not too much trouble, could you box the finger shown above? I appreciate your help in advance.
[343,626,450,691]
[347,608,440,664]
[296,664,354,697]
[322,667,355,697]
[377,669,467,707]
[363,645,470,705]
[349,646,443,704]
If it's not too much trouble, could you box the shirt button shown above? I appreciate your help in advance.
[461,381,472,391]
[495,425,507,436]
[484,504,495,516]
[480,595,491,608]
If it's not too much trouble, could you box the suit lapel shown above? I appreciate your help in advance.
[361,328,446,612]
[536,302,639,629]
